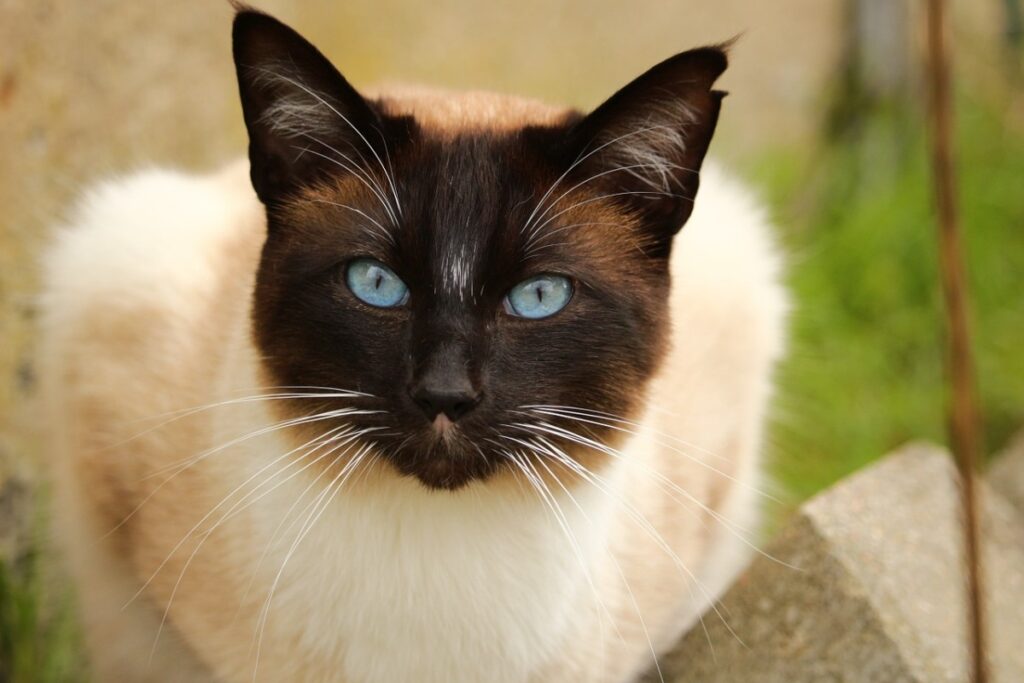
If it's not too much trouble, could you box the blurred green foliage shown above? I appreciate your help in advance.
[0,520,83,682]
[755,93,1024,505]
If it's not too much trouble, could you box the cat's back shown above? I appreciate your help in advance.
[671,161,786,358]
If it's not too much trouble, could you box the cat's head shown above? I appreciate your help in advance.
[233,10,726,490]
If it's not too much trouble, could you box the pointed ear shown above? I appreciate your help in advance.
[561,47,728,256]
[232,10,387,205]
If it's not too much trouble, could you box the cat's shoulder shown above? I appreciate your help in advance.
[40,161,262,317]
[670,162,789,357]
[677,163,784,285]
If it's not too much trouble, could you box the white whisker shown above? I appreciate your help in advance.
[524,162,686,245]
[510,432,740,654]
[499,449,625,648]
[254,68,403,217]
[143,408,381,482]
[106,388,373,452]
[307,196,393,244]
[149,425,373,660]
[252,445,374,681]
[122,409,377,605]
[525,449,665,682]
[233,434,376,620]
[523,405,782,503]
[521,124,693,238]
[300,134,399,227]
[524,221,623,256]
[514,417,796,571]
[527,189,686,245]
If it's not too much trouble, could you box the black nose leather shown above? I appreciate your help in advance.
[410,381,481,421]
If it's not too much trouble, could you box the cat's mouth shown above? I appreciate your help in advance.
[385,423,499,490]
[410,454,491,490]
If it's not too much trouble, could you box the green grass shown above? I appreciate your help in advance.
[753,94,1024,505]
[0,521,84,683]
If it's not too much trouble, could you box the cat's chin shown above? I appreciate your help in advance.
[411,463,487,491]
[390,443,499,491]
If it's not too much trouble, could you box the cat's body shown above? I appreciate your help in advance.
[41,11,786,683]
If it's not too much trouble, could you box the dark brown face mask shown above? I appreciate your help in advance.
[232,9,727,490]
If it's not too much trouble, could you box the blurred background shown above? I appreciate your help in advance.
[0,1,1021,679]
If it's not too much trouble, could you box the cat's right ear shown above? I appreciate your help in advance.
[555,47,728,258]
[232,10,386,205]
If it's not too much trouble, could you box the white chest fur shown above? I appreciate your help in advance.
[235,438,618,683]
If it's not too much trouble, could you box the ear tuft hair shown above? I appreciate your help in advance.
[561,46,729,256]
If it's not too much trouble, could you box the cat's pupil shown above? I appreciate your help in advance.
[375,274,383,289]
[535,286,544,302]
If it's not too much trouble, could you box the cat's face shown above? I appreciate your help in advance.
[234,11,726,489]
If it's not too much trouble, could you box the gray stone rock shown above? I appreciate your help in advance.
[989,430,1024,515]
[643,444,1024,682]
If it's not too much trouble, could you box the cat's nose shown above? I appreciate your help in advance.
[409,380,481,422]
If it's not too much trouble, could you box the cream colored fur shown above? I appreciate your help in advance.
[40,92,787,682]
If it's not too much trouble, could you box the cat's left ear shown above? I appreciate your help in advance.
[232,10,392,205]
[560,47,728,257]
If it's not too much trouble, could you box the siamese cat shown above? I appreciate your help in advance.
[40,8,786,682]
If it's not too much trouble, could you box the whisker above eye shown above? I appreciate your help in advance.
[521,123,695,239]
[523,161,688,246]
[307,197,394,245]
[526,188,690,244]
[299,133,399,227]
[254,68,403,218]
[292,155,395,235]
[523,220,623,256]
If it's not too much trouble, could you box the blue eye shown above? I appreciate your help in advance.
[504,274,573,319]
[346,258,409,308]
